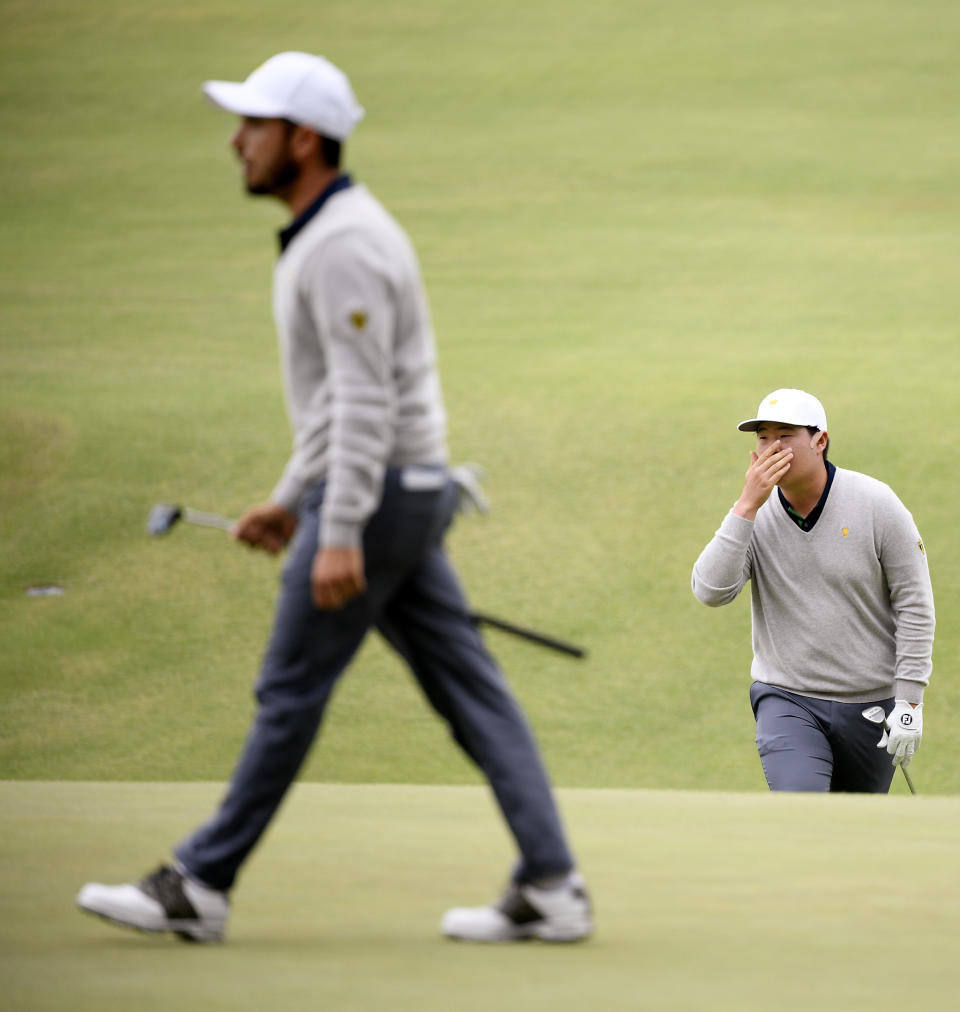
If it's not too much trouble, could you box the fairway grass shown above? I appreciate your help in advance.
[2,782,958,1011]
[3,0,960,793]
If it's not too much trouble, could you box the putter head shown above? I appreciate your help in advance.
[147,503,183,536]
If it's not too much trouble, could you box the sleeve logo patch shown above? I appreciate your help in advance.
[841,527,849,537]
[349,310,368,330]
[918,539,925,555]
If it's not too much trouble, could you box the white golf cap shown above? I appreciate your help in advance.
[202,52,365,141]
[737,388,828,432]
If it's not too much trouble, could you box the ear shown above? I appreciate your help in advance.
[288,125,321,162]
[811,429,828,453]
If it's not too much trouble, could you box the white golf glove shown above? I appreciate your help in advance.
[877,700,923,768]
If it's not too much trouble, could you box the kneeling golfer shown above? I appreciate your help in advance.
[77,52,591,944]
[692,388,935,792]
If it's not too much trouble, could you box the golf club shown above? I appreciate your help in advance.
[146,503,586,659]
[861,705,917,794]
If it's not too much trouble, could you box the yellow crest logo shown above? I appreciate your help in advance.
[841,528,849,537]
[349,310,368,330]
[918,539,925,555]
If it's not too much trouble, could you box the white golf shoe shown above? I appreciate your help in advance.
[76,864,229,943]
[441,871,592,943]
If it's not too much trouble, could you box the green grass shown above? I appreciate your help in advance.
[2,0,959,791]
[2,781,959,1011]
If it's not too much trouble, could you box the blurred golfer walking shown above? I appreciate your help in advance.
[691,389,935,792]
[77,52,591,944]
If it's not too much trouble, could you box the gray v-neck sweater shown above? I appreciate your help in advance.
[269,184,448,547]
[692,467,935,703]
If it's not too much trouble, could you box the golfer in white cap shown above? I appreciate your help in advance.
[691,389,935,792]
[76,52,591,944]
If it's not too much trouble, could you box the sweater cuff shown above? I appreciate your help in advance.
[271,473,305,515]
[320,517,363,549]
[894,680,925,706]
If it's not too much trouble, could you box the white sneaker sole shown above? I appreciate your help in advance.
[441,908,592,943]
[76,887,226,943]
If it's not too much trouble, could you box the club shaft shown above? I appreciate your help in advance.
[883,717,919,795]
[182,508,234,531]
[470,611,585,658]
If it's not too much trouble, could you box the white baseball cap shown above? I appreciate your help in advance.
[737,388,828,432]
[202,52,365,141]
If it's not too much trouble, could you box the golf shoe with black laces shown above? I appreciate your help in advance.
[77,864,229,942]
[441,871,592,942]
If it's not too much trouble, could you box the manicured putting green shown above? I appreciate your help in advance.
[2,781,957,1011]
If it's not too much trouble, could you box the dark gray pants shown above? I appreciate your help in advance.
[175,470,574,891]
[750,682,896,793]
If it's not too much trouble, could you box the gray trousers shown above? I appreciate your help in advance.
[750,682,896,793]
[175,469,574,891]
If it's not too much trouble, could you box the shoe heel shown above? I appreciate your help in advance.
[532,915,592,942]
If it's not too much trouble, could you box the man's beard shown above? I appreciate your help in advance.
[246,155,300,196]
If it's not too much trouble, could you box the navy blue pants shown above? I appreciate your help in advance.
[750,682,896,793]
[175,470,574,891]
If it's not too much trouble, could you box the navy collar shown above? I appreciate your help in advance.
[778,461,836,532]
[277,174,353,253]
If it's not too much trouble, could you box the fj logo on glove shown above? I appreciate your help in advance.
[899,713,914,727]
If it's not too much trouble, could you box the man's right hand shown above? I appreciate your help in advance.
[231,502,297,554]
[881,700,923,768]
[733,440,794,520]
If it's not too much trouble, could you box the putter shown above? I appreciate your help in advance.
[147,504,234,536]
[861,705,917,794]
[146,503,586,659]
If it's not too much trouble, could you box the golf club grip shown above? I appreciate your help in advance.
[470,612,586,658]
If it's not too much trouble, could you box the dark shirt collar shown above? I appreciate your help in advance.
[778,461,836,532]
[277,173,353,253]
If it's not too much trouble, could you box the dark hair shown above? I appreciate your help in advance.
[282,119,342,168]
[319,136,342,169]
[806,426,830,462]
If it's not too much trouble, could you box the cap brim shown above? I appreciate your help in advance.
[202,80,287,119]
[737,416,825,432]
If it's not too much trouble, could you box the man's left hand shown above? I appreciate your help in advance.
[879,700,923,768]
[311,545,366,610]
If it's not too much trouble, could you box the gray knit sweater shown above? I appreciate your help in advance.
[270,185,448,547]
[691,467,935,704]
